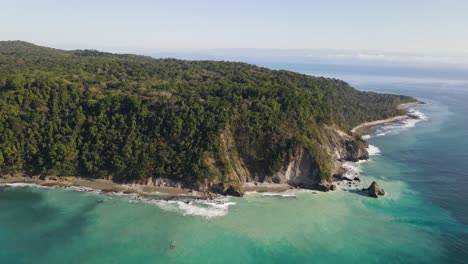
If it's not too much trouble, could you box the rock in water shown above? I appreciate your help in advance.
[368,181,385,198]
[169,242,176,250]
[341,176,354,181]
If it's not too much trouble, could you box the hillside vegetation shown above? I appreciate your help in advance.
[0,41,415,190]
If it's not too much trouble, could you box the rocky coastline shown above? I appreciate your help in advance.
[0,102,425,199]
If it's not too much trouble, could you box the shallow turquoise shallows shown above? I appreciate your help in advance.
[1,64,468,264]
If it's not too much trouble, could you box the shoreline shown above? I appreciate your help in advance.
[1,101,425,198]
[243,182,293,193]
[351,101,424,134]
[0,175,209,200]
[0,175,296,197]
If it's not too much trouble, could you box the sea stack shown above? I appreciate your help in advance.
[368,181,385,198]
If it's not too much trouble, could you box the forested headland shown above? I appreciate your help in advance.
[0,41,415,192]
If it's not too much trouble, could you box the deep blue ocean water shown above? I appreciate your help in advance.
[1,63,467,263]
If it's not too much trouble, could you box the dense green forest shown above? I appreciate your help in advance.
[0,41,415,188]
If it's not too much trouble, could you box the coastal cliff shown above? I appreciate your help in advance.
[146,125,371,195]
[0,41,417,196]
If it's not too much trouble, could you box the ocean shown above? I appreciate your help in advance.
[1,63,468,263]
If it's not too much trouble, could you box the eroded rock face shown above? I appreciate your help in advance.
[321,126,370,181]
[195,126,370,195]
[344,140,369,162]
[322,126,369,163]
[145,176,153,185]
[272,147,320,187]
[368,181,385,198]
[153,178,181,188]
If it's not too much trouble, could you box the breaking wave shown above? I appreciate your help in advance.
[129,196,236,218]
[364,107,428,139]
[1,183,236,218]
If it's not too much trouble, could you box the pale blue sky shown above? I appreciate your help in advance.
[1,0,468,54]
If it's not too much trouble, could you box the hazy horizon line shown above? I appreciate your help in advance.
[4,39,468,68]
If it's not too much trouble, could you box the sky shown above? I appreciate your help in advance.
[1,0,468,64]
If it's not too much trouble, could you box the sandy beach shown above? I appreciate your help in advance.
[397,101,424,110]
[0,175,204,198]
[0,174,298,197]
[351,115,408,134]
[351,101,424,134]
[0,174,296,196]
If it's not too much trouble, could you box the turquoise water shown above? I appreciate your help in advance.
[1,66,468,263]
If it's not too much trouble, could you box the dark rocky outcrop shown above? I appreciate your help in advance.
[210,183,244,197]
[344,140,369,162]
[224,185,244,197]
[296,182,336,192]
[341,176,354,181]
[367,181,385,198]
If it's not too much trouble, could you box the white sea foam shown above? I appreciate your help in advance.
[338,146,380,180]
[1,183,35,187]
[363,107,429,139]
[68,186,101,194]
[399,109,428,129]
[0,183,50,189]
[261,192,296,198]
[407,108,429,121]
[129,196,236,218]
[244,191,297,198]
[1,182,235,218]
[367,145,381,156]
[343,107,428,183]
[400,118,419,128]
[342,161,362,179]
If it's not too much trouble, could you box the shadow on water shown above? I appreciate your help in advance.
[347,188,371,197]
[0,186,102,263]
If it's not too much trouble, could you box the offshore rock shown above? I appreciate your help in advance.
[368,181,385,198]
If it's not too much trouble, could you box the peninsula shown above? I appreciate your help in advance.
[0,41,417,196]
